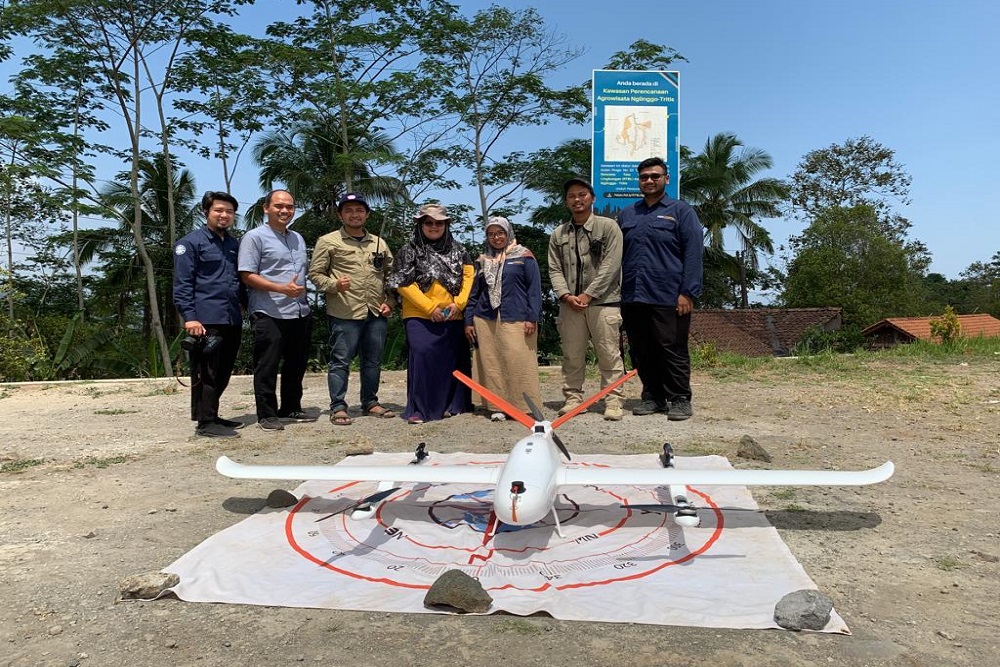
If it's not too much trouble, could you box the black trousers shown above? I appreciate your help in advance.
[190,324,241,425]
[621,303,692,404]
[251,313,312,420]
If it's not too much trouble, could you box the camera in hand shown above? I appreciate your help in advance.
[181,332,222,355]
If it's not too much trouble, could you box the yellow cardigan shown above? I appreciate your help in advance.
[397,265,475,320]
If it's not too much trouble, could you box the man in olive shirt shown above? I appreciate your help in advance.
[308,193,394,425]
[548,177,626,421]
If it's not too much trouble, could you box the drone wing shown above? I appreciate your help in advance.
[216,455,501,486]
[559,461,894,488]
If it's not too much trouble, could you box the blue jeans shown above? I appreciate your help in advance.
[327,313,388,412]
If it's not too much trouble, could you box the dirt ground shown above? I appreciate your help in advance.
[1,356,998,667]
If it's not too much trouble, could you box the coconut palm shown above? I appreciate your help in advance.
[681,133,788,307]
[78,157,199,340]
[248,120,408,245]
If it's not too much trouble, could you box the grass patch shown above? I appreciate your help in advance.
[73,455,130,469]
[772,489,796,501]
[935,556,964,571]
[493,618,543,636]
[93,408,141,415]
[1,458,46,473]
[784,503,808,512]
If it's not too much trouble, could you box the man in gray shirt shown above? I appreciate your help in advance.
[238,189,315,430]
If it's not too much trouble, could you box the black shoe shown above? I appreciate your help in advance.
[667,398,693,421]
[632,399,668,416]
[278,410,318,423]
[258,417,285,431]
[215,417,245,430]
[195,422,240,439]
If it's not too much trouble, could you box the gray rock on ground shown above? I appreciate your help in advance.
[423,569,493,613]
[266,489,299,508]
[737,434,772,462]
[774,589,834,631]
[119,572,180,600]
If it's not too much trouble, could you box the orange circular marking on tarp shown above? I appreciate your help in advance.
[284,483,725,592]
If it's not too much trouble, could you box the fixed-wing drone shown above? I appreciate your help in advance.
[216,370,894,535]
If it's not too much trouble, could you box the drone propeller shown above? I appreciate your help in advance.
[315,486,401,522]
[523,393,545,422]
[522,393,571,460]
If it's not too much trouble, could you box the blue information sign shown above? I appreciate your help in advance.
[591,70,680,217]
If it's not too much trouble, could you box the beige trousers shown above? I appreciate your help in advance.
[472,317,543,414]
[556,303,625,406]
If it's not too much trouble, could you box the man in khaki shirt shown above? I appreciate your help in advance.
[547,177,626,420]
[308,193,394,425]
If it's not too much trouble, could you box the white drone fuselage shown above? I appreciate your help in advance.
[492,424,562,527]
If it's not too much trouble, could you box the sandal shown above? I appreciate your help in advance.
[406,414,424,425]
[330,410,353,426]
[363,404,396,419]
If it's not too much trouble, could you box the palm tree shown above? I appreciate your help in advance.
[249,120,408,244]
[681,133,788,307]
[79,157,198,343]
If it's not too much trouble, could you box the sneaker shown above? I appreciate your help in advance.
[214,417,245,430]
[603,404,624,421]
[557,397,583,416]
[490,412,506,422]
[632,399,668,416]
[278,410,318,423]
[258,417,285,431]
[667,398,693,421]
[195,422,240,439]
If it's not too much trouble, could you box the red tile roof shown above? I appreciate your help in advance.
[861,314,1000,341]
[690,308,842,357]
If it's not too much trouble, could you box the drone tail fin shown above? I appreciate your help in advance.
[551,369,637,429]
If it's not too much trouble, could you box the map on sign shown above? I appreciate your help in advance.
[603,106,669,162]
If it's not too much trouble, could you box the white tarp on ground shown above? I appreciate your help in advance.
[167,453,848,632]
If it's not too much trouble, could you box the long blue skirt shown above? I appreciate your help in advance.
[402,318,473,422]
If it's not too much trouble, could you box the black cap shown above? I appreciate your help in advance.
[337,192,370,212]
[563,177,595,198]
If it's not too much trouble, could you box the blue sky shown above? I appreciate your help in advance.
[4,1,998,280]
[452,0,998,279]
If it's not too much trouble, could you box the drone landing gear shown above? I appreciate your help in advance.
[660,443,699,527]
[550,505,565,538]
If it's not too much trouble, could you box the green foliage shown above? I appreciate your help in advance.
[789,135,912,225]
[1,458,46,474]
[781,205,927,327]
[929,306,962,343]
[0,317,49,382]
[792,324,864,355]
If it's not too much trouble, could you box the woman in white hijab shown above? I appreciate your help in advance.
[464,216,543,421]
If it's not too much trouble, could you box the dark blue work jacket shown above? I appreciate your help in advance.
[172,225,243,326]
[465,255,542,324]
[618,195,703,306]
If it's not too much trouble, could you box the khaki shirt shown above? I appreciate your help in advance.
[308,228,393,319]
[547,213,622,304]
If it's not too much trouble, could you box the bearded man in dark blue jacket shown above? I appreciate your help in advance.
[617,157,703,420]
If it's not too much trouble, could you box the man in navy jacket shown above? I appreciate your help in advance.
[617,157,703,420]
[173,191,245,438]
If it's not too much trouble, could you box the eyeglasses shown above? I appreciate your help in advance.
[639,173,665,182]
[486,231,507,238]
[421,219,446,227]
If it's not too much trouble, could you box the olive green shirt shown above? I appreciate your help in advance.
[547,213,622,304]
[308,228,394,319]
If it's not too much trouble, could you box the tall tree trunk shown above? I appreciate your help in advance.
[125,51,173,376]
[72,89,85,314]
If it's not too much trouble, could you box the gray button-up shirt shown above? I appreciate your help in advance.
[237,223,311,319]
